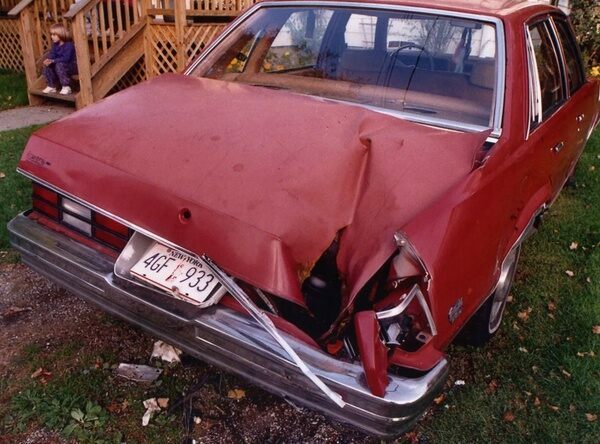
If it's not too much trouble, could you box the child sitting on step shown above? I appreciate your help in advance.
[42,24,77,95]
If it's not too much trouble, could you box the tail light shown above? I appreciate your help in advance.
[32,183,59,219]
[30,182,131,251]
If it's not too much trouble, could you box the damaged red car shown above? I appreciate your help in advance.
[8,0,599,437]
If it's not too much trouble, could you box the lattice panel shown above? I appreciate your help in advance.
[147,24,178,75]
[0,18,23,72]
[185,23,226,65]
[109,56,147,94]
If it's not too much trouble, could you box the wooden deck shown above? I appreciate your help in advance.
[2,0,256,108]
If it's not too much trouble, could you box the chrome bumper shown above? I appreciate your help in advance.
[8,213,449,437]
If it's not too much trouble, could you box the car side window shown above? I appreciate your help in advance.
[528,21,566,128]
[553,18,585,95]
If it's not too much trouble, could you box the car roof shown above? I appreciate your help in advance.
[260,0,557,19]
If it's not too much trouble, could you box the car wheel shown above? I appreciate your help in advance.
[456,245,521,347]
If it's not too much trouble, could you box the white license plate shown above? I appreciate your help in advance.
[130,243,225,306]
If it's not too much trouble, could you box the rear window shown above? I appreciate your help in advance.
[193,6,499,129]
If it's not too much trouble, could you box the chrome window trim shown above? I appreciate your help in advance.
[186,1,506,138]
[525,25,542,138]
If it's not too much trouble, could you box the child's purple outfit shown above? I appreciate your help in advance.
[43,41,77,88]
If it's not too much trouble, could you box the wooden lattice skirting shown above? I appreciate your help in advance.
[109,56,147,95]
[147,23,227,77]
[0,18,24,72]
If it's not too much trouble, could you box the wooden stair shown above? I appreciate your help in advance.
[29,88,76,103]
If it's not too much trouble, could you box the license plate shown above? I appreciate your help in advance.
[130,243,225,306]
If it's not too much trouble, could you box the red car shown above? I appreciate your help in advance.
[8,0,599,437]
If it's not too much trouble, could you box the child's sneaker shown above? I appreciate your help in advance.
[42,86,57,94]
[59,86,72,95]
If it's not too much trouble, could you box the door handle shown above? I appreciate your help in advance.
[576,114,584,123]
[551,141,564,153]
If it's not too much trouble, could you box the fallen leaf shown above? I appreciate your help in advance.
[548,405,560,412]
[561,369,572,379]
[30,368,43,379]
[585,413,597,422]
[107,402,121,414]
[433,394,446,405]
[569,404,576,412]
[503,411,515,422]
[569,242,578,250]
[547,301,556,312]
[593,325,600,335]
[506,294,513,303]
[531,366,539,373]
[454,380,466,386]
[517,310,530,321]
[194,416,202,424]
[0,172,5,179]
[157,398,169,409]
[485,380,498,395]
[518,347,528,353]
[565,270,575,277]
[534,397,541,407]
[227,389,246,400]
[586,277,592,283]
[1,305,32,319]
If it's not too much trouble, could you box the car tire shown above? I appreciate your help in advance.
[456,245,521,347]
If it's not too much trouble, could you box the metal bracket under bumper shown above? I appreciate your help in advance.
[8,213,449,437]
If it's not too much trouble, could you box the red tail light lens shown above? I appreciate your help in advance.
[93,213,129,237]
[32,183,59,219]
[30,181,131,252]
[92,213,131,250]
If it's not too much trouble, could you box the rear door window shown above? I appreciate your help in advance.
[552,18,585,95]
[528,20,566,125]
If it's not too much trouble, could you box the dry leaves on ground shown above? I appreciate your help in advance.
[227,389,246,400]
[585,413,597,422]
[503,411,515,422]
[593,325,600,335]
[565,270,575,277]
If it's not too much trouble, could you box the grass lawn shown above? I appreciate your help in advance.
[0,125,598,442]
[0,126,39,254]
[0,70,28,111]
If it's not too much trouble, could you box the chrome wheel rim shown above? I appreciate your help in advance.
[488,247,519,334]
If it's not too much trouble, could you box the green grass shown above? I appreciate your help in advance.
[0,126,39,253]
[0,70,28,111]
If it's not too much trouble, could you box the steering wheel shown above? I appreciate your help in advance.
[391,43,435,71]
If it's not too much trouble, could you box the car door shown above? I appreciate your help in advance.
[551,15,598,180]
[525,18,572,197]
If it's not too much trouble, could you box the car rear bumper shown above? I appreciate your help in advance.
[8,213,449,437]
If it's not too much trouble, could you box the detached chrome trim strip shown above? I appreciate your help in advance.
[186,1,506,138]
[376,284,438,336]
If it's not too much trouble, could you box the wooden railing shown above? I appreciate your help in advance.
[63,0,146,105]
[147,0,256,17]
[8,0,255,108]
[0,0,20,13]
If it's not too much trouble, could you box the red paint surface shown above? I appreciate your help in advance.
[354,311,389,397]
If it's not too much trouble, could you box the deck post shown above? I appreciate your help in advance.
[174,0,186,72]
[18,4,43,105]
[72,12,94,108]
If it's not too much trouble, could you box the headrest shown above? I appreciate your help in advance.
[470,60,495,89]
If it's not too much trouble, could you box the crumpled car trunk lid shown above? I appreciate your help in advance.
[19,74,488,309]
